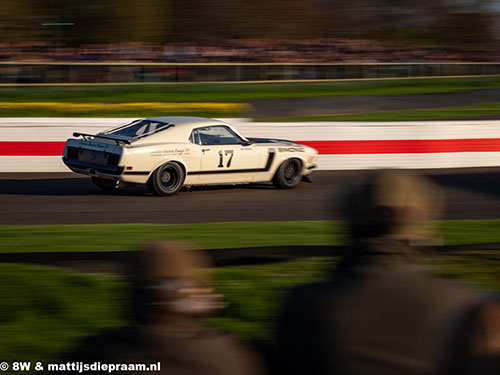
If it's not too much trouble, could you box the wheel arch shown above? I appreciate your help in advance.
[272,156,304,176]
[148,158,187,182]
[147,159,187,196]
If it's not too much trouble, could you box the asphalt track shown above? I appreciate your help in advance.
[1,168,500,225]
[251,88,500,118]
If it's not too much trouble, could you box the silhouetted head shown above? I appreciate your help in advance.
[340,170,443,241]
[132,241,222,322]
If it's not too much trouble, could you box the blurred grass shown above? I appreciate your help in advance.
[1,220,500,253]
[0,259,333,364]
[263,102,500,122]
[0,221,338,253]
[2,250,500,364]
[0,77,498,117]
[1,219,500,363]
[0,102,249,117]
[431,251,500,290]
[438,220,500,245]
[1,77,500,103]
[0,263,127,364]
[206,257,337,341]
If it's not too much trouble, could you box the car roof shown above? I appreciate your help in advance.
[146,116,227,127]
[132,116,232,143]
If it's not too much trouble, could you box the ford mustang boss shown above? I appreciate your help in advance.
[62,117,318,196]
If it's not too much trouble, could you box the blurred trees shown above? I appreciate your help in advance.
[168,0,327,42]
[0,0,37,43]
[319,0,497,47]
[0,0,170,44]
[0,0,496,46]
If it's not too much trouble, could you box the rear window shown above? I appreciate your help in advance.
[105,119,173,139]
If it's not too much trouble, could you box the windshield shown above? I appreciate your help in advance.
[105,119,173,139]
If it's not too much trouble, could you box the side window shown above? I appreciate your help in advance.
[189,129,201,145]
[197,126,244,145]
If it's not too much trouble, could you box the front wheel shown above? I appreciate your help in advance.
[147,162,185,196]
[272,158,303,189]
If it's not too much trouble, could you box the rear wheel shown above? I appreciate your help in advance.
[92,177,119,191]
[147,162,185,196]
[272,158,302,189]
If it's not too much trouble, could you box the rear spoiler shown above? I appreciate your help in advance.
[73,132,131,145]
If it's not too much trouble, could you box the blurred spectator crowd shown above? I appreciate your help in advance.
[1,39,500,63]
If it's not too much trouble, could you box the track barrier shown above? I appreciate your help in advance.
[1,118,500,172]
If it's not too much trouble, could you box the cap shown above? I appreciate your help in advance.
[341,169,443,239]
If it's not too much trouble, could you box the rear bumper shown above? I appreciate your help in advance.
[62,158,124,179]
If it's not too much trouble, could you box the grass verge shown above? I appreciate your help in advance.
[0,77,499,103]
[0,221,337,253]
[1,220,500,254]
[0,77,498,117]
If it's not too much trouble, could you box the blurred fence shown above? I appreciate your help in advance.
[1,62,500,84]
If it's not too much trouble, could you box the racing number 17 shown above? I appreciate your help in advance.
[218,150,234,168]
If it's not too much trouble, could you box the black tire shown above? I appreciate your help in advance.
[92,177,119,191]
[272,158,303,189]
[147,162,185,196]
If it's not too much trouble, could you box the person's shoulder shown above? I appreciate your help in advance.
[286,281,335,301]
[164,325,268,375]
[64,326,137,362]
[467,294,500,356]
[277,280,340,321]
[445,292,500,374]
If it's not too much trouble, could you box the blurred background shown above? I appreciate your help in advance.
[0,0,499,62]
[1,0,500,372]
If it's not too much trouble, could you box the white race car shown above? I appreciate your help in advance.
[62,117,318,195]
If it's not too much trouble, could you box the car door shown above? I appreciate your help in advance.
[192,125,264,184]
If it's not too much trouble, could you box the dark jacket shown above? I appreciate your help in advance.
[274,238,489,375]
[68,322,265,375]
